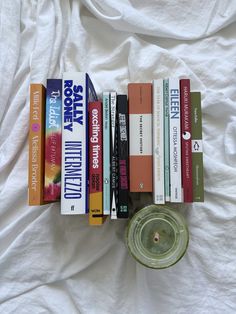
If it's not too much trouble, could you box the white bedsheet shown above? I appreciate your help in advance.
[1,0,236,313]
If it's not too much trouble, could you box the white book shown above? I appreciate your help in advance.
[103,92,110,215]
[163,79,170,202]
[153,79,165,204]
[110,91,117,219]
[61,72,97,214]
[169,78,182,202]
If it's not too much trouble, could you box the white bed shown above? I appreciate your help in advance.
[1,0,236,313]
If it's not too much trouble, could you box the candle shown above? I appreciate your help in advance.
[126,204,189,269]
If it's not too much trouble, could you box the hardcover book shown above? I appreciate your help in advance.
[191,92,204,202]
[169,78,182,202]
[89,101,104,225]
[61,72,97,215]
[103,92,111,215]
[180,79,193,202]
[44,79,62,202]
[117,95,129,218]
[128,83,153,192]
[153,79,165,204]
[28,84,46,205]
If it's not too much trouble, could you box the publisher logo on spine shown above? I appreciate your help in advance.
[32,123,40,132]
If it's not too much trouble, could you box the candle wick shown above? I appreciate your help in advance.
[153,232,160,243]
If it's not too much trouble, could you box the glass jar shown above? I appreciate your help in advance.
[126,204,189,269]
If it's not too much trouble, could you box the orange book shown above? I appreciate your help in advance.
[128,83,153,192]
[28,84,46,205]
[89,101,104,225]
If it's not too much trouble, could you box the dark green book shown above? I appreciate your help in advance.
[191,92,204,202]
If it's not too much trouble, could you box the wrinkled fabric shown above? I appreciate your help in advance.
[0,0,236,313]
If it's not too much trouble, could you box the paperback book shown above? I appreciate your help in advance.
[180,79,193,202]
[110,92,118,219]
[163,79,170,202]
[44,79,62,202]
[191,92,204,202]
[28,84,46,205]
[117,95,129,218]
[61,72,97,215]
[153,79,165,204]
[89,101,104,225]
[103,92,111,215]
[128,83,153,192]
[169,78,182,202]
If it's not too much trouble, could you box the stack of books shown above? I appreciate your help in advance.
[28,72,204,225]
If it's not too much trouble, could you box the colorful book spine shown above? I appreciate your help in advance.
[44,79,62,202]
[191,92,204,202]
[169,78,182,202]
[128,83,153,192]
[163,79,170,202]
[89,101,103,225]
[117,95,129,218]
[110,92,118,219]
[28,84,46,205]
[180,79,193,202]
[61,72,97,214]
[153,79,165,204]
[103,92,110,215]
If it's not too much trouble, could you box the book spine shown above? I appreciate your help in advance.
[28,84,46,205]
[110,92,118,219]
[169,78,182,202]
[191,92,204,202]
[103,92,110,215]
[61,72,97,214]
[44,79,62,202]
[153,79,165,204]
[86,74,98,212]
[163,79,170,202]
[180,79,193,202]
[89,101,103,225]
[117,95,129,218]
[128,83,153,192]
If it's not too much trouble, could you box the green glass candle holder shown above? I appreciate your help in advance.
[126,204,189,269]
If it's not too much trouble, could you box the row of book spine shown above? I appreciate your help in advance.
[28,73,204,225]
[28,73,129,225]
[89,93,129,225]
[128,79,204,203]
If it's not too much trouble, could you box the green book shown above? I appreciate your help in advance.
[191,92,204,202]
